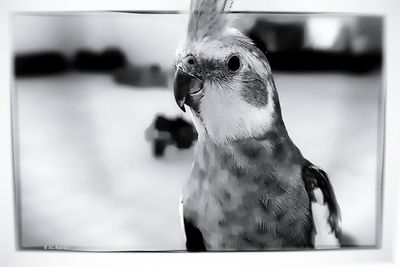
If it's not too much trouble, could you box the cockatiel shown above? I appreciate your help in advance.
[174,0,341,251]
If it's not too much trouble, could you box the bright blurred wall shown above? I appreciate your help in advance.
[14,13,381,69]
[13,13,185,68]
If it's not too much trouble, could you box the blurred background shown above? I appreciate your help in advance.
[13,12,383,250]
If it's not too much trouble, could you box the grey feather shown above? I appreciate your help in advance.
[188,0,234,41]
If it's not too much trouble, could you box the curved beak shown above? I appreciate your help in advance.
[173,68,204,112]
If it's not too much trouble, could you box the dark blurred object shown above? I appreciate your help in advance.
[247,17,382,73]
[113,64,167,87]
[74,48,126,72]
[248,20,305,53]
[265,51,382,73]
[145,115,198,157]
[15,52,68,77]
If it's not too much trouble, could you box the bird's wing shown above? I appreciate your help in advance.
[302,163,342,249]
[179,195,207,251]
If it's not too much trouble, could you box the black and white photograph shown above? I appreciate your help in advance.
[12,0,383,252]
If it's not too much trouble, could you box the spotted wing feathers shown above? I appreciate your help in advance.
[302,163,342,248]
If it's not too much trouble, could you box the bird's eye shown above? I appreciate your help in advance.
[185,55,196,66]
[227,55,241,72]
[187,58,195,65]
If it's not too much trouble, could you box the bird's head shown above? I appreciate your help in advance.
[174,0,282,144]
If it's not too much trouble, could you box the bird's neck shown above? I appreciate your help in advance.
[195,117,303,173]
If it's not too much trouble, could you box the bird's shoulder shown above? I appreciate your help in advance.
[180,195,207,251]
[301,162,341,248]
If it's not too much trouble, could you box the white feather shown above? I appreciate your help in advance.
[179,195,186,241]
[312,188,340,249]
[199,80,275,144]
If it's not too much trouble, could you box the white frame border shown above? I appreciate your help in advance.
[1,1,399,267]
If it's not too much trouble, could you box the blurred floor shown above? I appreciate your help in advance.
[14,71,382,250]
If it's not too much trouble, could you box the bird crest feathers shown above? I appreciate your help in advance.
[187,0,234,41]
